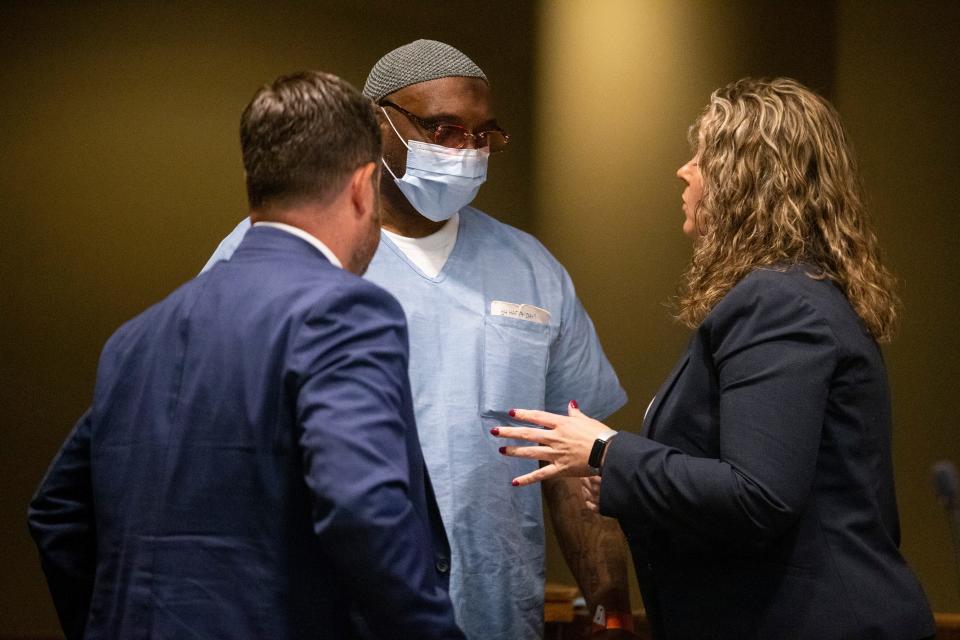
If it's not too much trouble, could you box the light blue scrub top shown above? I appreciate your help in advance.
[203,207,627,640]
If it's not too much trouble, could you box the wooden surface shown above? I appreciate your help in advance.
[937,612,960,640]
[546,611,960,640]
[1,600,956,639]
[544,582,960,639]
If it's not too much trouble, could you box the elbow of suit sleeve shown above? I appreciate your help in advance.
[27,411,97,550]
[599,435,808,545]
[27,493,57,548]
[308,479,464,637]
[309,474,413,540]
[27,485,95,558]
[728,466,807,545]
[27,491,45,542]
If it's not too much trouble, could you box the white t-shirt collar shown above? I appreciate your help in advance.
[381,213,459,278]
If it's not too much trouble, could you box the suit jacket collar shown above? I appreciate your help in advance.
[231,225,336,266]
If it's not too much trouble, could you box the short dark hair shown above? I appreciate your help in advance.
[240,70,381,212]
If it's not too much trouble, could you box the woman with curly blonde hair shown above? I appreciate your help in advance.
[494,78,935,639]
[676,77,898,342]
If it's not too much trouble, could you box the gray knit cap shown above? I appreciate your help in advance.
[362,39,487,102]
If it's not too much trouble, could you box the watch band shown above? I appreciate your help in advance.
[588,429,618,470]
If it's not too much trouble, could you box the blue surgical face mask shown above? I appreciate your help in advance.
[381,107,489,222]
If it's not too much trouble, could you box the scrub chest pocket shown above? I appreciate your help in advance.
[480,314,551,418]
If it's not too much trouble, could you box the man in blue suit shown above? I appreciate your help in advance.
[27,70,464,640]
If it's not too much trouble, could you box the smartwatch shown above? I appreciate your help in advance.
[588,429,618,474]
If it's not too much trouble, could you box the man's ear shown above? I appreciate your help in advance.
[348,162,378,220]
[375,108,390,133]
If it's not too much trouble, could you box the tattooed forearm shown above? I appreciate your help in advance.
[543,476,631,612]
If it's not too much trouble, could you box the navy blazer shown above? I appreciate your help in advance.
[600,266,934,640]
[28,227,463,639]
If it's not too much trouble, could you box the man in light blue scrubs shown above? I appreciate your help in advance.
[204,41,634,640]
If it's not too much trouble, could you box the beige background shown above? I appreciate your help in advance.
[1,2,957,635]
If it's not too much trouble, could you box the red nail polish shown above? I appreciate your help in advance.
[508,409,516,417]
[490,427,500,436]
[511,480,520,487]
[570,399,579,409]
[498,446,506,454]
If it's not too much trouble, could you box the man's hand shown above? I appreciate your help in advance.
[582,476,602,512]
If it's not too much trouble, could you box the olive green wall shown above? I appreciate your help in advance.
[534,0,959,614]
[0,2,535,635]
[833,1,960,613]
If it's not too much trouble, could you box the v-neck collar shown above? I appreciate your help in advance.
[377,210,468,284]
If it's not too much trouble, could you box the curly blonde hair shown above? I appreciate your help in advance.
[676,77,899,341]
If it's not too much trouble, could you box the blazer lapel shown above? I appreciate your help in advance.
[641,346,691,440]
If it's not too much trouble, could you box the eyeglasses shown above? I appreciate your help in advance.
[379,100,510,153]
